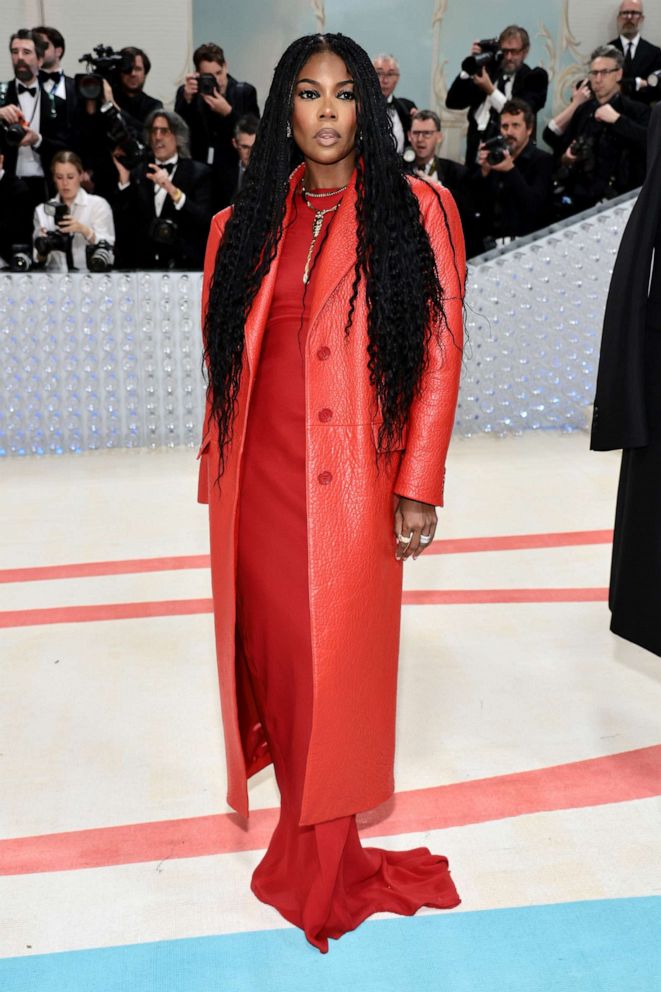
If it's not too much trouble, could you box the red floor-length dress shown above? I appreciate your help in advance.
[235,183,460,952]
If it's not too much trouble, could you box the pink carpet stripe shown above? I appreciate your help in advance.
[0,588,609,627]
[402,588,609,605]
[2,745,659,876]
[0,530,613,584]
[427,529,613,555]
[0,599,214,628]
[0,555,210,584]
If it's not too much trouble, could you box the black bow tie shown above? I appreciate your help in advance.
[159,162,176,174]
[17,83,37,97]
[43,71,62,83]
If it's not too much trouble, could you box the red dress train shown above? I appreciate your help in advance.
[235,186,460,952]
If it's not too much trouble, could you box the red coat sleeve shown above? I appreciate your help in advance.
[197,209,231,504]
[394,181,466,507]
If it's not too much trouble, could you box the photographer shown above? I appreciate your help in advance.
[174,43,259,210]
[33,150,114,271]
[608,1,661,105]
[0,29,69,207]
[112,47,162,125]
[469,99,553,253]
[0,148,33,268]
[446,25,548,166]
[33,26,78,127]
[544,45,650,216]
[112,109,213,270]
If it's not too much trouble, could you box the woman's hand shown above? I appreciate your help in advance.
[57,216,93,240]
[394,497,437,561]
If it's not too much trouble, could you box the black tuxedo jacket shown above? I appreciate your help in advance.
[0,80,69,177]
[390,95,416,148]
[0,172,33,263]
[609,36,661,104]
[113,157,214,269]
[174,75,259,207]
[446,62,549,164]
[38,71,79,127]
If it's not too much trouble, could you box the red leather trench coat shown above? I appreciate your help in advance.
[198,163,465,826]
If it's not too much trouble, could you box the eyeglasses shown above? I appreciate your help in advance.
[375,70,399,78]
[618,10,643,17]
[501,46,524,55]
[149,126,172,135]
[588,68,620,77]
[410,130,439,138]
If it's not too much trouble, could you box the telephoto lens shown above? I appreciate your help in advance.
[85,240,114,272]
[9,244,32,272]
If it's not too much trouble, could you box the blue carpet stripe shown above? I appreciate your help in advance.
[1,897,659,992]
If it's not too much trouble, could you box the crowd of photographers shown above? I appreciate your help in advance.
[0,3,659,271]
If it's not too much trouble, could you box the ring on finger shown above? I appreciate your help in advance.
[419,535,432,545]
[396,533,412,545]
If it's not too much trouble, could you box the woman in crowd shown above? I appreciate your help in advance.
[198,32,465,952]
[33,150,114,270]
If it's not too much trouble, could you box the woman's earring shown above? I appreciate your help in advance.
[286,121,292,139]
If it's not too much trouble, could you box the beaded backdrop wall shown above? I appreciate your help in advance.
[0,194,636,457]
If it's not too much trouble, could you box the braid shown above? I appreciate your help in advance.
[203,33,460,471]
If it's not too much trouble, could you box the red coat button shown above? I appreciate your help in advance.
[317,346,331,360]
[318,408,333,423]
[318,471,333,485]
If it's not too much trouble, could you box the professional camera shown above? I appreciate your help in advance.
[85,239,114,272]
[76,44,133,100]
[462,39,503,76]
[149,217,179,247]
[9,244,32,272]
[198,72,218,96]
[34,202,70,256]
[0,117,27,148]
[569,135,596,172]
[100,102,149,170]
[482,133,509,165]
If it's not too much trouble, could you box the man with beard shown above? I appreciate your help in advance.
[0,29,68,207]
[470,98,553,250]
[113,47,162,125]
[112,109,213,269]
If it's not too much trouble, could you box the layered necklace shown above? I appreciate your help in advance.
[300,178,348,285]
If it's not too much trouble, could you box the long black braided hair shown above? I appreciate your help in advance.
[204,32,461,471]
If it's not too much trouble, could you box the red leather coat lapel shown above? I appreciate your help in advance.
[307,179,358,325]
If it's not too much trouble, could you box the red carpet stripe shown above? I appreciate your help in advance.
[0,555,210,584]
[402,588,609,605]
[0,530,613,584]
[1,745,659,876]
[0,588,609,627]
[427,529,613,555]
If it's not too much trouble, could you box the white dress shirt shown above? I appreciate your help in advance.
[16,82,44,178]
[33,188,115,271]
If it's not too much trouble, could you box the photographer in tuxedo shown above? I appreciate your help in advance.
[33,26,78,129]
[174,42,259,210]
[608,1,661,105]
[372,53,417,154]
[112,109,213,270]
[0,29,69,208]
[0,147,33,267]
[113,47,162,126]
[446,25,548,166]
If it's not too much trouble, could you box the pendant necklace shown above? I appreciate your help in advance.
[300,178,348,285]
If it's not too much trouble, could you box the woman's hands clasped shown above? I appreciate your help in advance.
[394,497,437,561]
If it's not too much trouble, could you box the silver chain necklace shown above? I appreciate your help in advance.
[300,180,346,285]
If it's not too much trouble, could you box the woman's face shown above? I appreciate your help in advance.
[53,163,81,202]
[290,51,357,170]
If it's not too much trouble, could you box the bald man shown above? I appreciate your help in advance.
[608,0,661,103]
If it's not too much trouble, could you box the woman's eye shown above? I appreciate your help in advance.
[337,90,355,100]
[297,88,319,100]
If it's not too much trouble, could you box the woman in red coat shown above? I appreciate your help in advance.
[198,33,465,951]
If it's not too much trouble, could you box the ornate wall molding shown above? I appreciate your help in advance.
[311,0,325,32]
[430,0,468,162]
